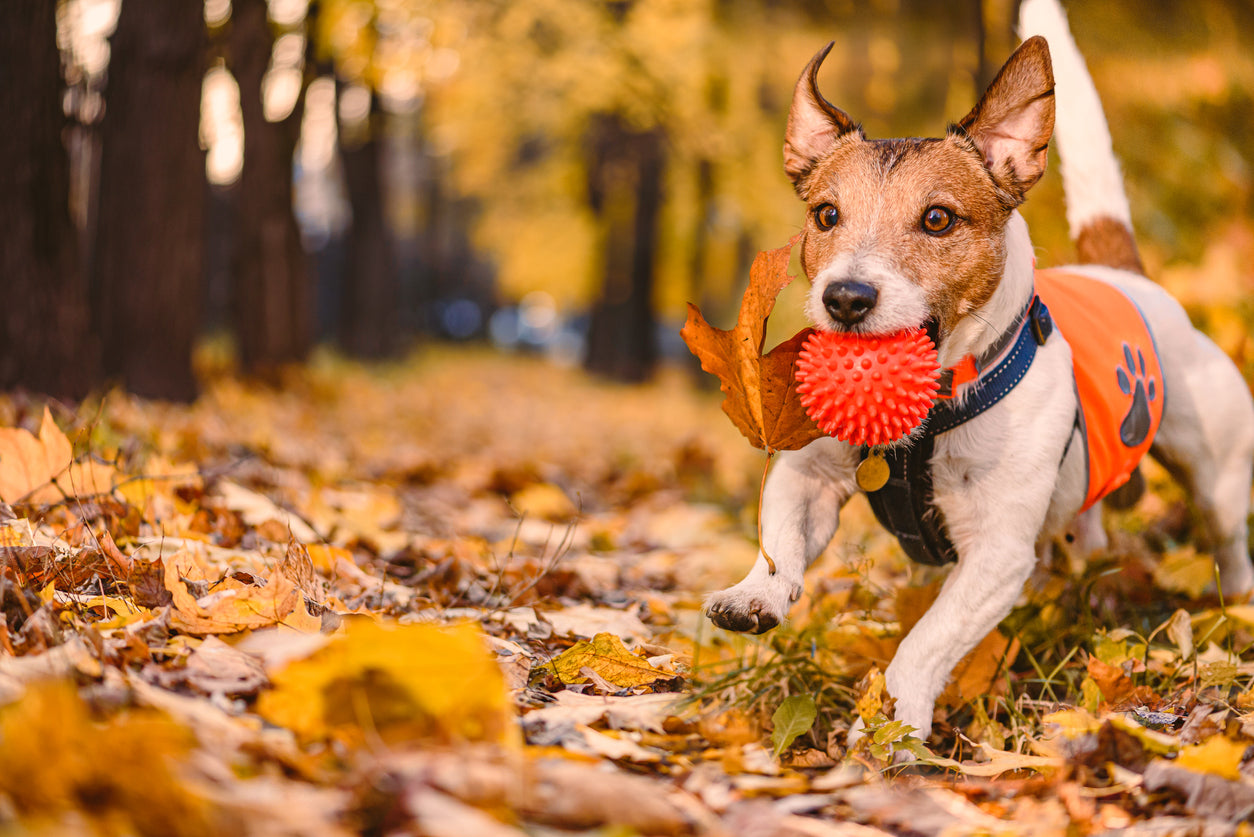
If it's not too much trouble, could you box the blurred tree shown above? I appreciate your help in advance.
[338,85,400,358]
[583,114,665,381]
[92,0,207,400]
[229,0,315,376]
[0,0,96,398]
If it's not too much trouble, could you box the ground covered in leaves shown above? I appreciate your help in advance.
[3,348,1254,836]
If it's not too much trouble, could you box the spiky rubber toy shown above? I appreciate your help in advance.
[795,328,941,447]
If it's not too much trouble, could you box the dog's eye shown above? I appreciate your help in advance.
[922,206,955,235]
[813,203,839,231]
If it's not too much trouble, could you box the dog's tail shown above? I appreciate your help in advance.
[1018,0,1143,273]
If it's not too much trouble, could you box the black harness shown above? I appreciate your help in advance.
[864,295,1056,566]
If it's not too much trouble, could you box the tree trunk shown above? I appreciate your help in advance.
[338,92,400,359]
[93,0,207,401]
[583,114,664,383]
[0,0,95,398]
[229,0,313,377]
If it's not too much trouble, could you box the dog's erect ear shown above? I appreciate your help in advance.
[784,42,859,193]
[958,35,1055,204]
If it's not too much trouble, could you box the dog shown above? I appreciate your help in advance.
[706,0,1254,744]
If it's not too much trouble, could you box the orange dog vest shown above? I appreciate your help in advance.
[1034,269,1166,511]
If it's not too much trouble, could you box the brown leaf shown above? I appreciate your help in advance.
[128,557,175,609]
[681,239,822,451]
[1143,759,1254,821]
[1086,656,1135,705]
[280,539,322,604]
[184,636,269,696]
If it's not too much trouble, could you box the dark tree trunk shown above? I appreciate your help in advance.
[93,0,207,401]
[0,0,95,398]
[229,0,313,377]
[583,114,665,383]
[338,92,399,358]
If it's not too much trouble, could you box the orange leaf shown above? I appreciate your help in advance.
[681,239,822,452]
[163,549,305,636]
[0,409,73,504]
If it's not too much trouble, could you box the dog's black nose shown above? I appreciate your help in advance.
[823,280,878,325]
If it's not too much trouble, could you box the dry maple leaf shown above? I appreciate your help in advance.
[681,238,822,452]
[0,408,114,504]
[546,632,671,689]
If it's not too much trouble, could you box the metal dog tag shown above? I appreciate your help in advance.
[856,453,890,492]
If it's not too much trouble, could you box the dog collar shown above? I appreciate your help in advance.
[862,292,1054,566]
[929,295,1053,433]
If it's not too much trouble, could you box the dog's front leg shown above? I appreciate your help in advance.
[882,537,1037,741]
[706,438,858,634]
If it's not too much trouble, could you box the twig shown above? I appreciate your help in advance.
[759,450,777,575]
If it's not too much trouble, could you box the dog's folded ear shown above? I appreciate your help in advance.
[957,35,1055,205]
[784,42,860,195]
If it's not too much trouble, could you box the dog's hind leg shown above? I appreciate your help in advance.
[706,438,858,633]
[1151,334,1254,596]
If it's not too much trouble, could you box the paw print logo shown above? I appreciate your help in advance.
[1116,342,1157,447]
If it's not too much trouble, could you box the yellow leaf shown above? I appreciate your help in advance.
[255,620,518,748]
[306,543,351,572]
[0,682,212,832]
[1153,547,1215,598]
[0,519,34,547]
[1041,709,1101,739]
[546,632,672,688]
[0,408,72,504]
[163,550,303,636]
[854,667,887,723]
[510,482,577,521]
[1175,735,1248,780]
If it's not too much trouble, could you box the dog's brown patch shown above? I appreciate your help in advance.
[1075,215,1144,273]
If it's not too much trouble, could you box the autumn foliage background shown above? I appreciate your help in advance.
[2,0,1254,834]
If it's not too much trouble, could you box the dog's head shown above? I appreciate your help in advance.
[785,37,1054,354]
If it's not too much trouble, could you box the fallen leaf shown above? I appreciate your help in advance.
[1165,609,1195,660]
[771,694,818,757]
[681,239,823,452]
[1087,656,1136,704]
[0,681,215,833]
[1152,547,1215,599]
[0,409,73,504]
[855,667,888,723]
[510,482,578,521]
[541,603,652,642]
[522,690,683,734]
[184,636,269,696]
[545,632,672,689]
[0,409,113,504]
[280,539,323,603]
[956,746,1063,777]
[256,620,518,747]
[217,481,319,542]
[406,787,527,837]
[1174,734,1249,780]
[1143,759,1254,821]
[163,549,309,636]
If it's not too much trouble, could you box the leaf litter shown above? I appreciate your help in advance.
[0,316,1252,833]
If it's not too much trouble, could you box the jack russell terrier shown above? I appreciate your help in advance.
[706,0,1254,744]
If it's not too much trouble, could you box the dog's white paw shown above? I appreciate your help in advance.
[705,570,801,634]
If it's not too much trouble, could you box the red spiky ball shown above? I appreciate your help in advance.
[795,328,941,447]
